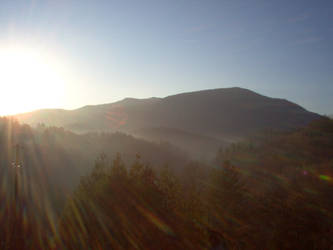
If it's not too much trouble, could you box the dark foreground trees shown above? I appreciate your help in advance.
[1,117,332,249]
[58,154,211,249]
[58,118,333,249]
[58,152,333,249]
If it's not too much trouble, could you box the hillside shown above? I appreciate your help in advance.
[0,117,189,199]
[0,112,331,249]
[15,88,322,157]
[0,116,190,248]
[58,118,333,249]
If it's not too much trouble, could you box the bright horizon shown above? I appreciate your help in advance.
[0,0,332,116]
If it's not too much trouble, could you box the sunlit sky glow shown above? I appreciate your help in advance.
[0,0,332,115]
[0,45,68,115]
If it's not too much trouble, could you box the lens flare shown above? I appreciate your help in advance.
[0,45,66,115]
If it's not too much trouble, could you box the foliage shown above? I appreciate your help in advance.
[1,117,333,249]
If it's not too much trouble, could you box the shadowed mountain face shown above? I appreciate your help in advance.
[15,88,321,156]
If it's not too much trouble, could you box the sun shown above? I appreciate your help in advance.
[0,45,66,115]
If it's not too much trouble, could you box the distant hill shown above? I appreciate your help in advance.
[15,87,322,156]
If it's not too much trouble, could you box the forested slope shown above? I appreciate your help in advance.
[57,118,333,249]
[0,117,189,249]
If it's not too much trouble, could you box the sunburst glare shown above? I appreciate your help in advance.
[0,45,67,115]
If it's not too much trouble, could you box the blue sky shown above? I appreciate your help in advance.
[0,0,332,114]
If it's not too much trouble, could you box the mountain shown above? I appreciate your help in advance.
[15,87,322,156]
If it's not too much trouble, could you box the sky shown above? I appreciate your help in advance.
[0,0,332,115]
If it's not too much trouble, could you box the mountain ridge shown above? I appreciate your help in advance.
[14,87,322,157]
[15,87,311,115]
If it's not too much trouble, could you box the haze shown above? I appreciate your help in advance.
[1,1,333,249]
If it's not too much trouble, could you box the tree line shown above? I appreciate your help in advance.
[0,117,332,249]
